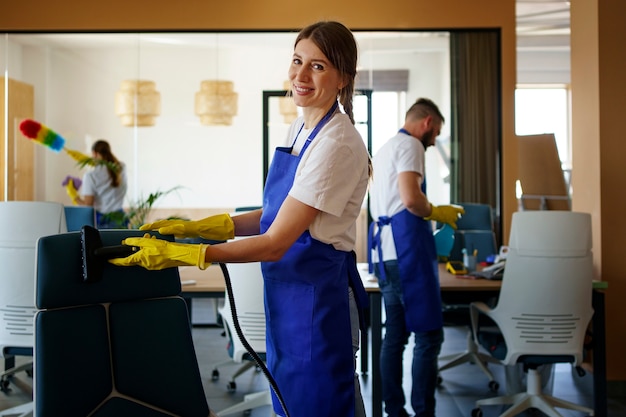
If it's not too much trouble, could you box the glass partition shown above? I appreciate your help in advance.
[1,31,453,212]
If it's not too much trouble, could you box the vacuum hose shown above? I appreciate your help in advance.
[218,262,290,417]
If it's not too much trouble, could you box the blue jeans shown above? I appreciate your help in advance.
[376,260,444,417]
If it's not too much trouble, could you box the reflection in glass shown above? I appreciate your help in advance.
[1,31,451,210]
[114,79,161,127]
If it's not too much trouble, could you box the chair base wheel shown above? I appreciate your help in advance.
[0,378,11,392]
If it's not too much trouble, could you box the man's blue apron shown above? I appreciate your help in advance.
[368,137,443,332]
[260,102,368,417]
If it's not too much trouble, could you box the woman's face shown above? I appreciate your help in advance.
[287,38,345,111]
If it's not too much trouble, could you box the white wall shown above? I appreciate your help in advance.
[20,35,295,209]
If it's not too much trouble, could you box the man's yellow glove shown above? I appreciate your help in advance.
[109,234,208,270]
[140,213,235,240]
[65,178,80,205]
[424,204,465,229]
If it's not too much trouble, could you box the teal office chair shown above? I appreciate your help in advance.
[34,229,214,417]
[64,206,96,231]
[438,203,498,263]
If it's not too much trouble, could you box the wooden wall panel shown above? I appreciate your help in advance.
[0,77,34,201]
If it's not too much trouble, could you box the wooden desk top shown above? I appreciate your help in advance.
[179,262,503,295]
[179,265,227,294]
[356,263,502,292]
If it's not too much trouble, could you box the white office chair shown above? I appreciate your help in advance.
[469,211,594,417]
[0,201,66,417]
[215,259,275,417]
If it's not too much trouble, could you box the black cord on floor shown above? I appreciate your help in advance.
[218,262,290,417]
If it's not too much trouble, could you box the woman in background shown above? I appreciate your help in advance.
[68,139,128,228]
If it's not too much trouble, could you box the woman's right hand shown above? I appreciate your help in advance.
[140,213,235,240]
[109,234,208,270]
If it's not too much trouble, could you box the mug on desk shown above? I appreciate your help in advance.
[463,253,477,272]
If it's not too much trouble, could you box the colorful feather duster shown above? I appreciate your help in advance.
[19,119,119,173]
[20,119,66,152]
[20,119,90,161]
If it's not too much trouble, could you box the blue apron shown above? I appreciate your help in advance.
[260,102,368,417]
[368,134,443,332]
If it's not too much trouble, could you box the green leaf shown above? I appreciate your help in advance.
[75,157,121,174]
[123,186,184,229]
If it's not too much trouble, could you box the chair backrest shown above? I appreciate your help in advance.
[34,230,210,417]
[0,201,66,356]
[492,211,593,365]
[219,259,266,363]
[456,230,498,263]
[454,203,494,231]
[439,203,498,262]
[64,205,95,231]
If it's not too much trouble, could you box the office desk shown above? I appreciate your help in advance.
[357,263,501,417]
[356,263,608,417]
[179,265,227,326]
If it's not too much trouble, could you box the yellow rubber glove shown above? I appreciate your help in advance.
[109,234,208,270]
[424,204,465,229]
[140,213,235,240]
[65,178,80,205]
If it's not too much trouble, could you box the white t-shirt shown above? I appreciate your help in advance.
[81,163,128,214]
[370,131,425,261]
[285,112,370,252]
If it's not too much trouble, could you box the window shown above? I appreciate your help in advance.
[515,86,571,170]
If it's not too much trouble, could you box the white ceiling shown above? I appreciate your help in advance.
[517,0,570,55]
[517,0,570,36]
[516,0,570,85]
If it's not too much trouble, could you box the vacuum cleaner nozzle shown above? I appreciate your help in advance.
[80,225,138,283]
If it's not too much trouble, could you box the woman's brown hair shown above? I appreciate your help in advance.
[92,140,122,187]
[295,21,358,125]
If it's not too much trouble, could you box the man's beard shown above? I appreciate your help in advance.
[421,128,436,148]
